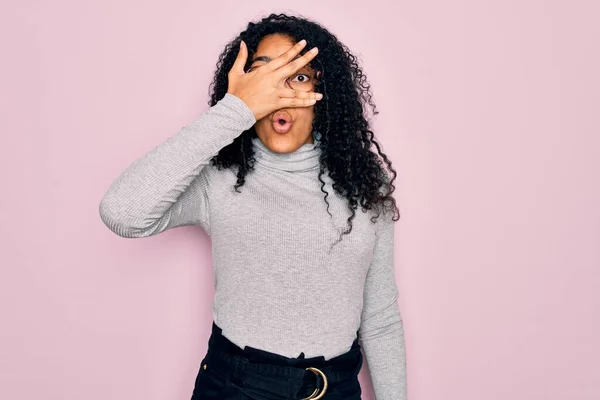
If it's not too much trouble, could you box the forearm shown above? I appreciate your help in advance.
[360,298,407,400]
[99,93,255,237]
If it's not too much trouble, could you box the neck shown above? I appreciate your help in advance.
[251,135,321,172]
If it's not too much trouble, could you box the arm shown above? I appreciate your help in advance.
[99,93,256,238]
[359,213,408,400]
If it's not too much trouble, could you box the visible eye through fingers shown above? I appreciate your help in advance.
[227,36,323,119]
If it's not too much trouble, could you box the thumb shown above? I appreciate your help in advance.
[231,40,248,75]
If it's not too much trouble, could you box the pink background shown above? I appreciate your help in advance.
[1,1,599,399]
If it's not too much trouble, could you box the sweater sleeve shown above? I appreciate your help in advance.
[99,93,256,238]
[359,212,408,400]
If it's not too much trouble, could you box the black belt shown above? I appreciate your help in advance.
[204,322,362,399]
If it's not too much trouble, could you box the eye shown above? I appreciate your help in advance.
[246,64,262,73]
[291,73,312,83]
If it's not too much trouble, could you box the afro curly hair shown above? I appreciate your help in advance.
[207,12,400,248]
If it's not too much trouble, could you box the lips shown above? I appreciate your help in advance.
[270,110,293,134]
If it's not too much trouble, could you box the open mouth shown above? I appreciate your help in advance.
[270,110,293,134]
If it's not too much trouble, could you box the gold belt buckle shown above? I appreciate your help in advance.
[299,367,328,400]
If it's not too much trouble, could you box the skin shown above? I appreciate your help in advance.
[249,34,317,153]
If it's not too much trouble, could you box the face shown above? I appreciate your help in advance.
[249,34,318,153]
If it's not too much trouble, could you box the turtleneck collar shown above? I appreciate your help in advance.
[251,134,322,173]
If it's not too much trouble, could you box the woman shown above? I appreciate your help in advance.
[99,13,407,400]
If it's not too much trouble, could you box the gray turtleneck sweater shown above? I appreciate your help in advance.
[99,93,407,399]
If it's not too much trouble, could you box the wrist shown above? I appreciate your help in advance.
[227,92,259,120]
[222,93,258,124]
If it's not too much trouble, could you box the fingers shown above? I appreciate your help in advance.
[264,39,309,72]
[277,96,321,108]
[278,88,324,100]
[230,40,248,75]
[274,46,319,80]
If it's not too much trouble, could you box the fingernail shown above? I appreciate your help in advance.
[299,39,307,46]
[310,47,319,54]
[316,93,323,99]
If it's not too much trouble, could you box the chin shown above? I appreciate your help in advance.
[256,128,311,153]
[265,135,304,153]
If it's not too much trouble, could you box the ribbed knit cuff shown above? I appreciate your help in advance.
[221,93,257,128]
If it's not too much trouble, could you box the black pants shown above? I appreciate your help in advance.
[191,321,363,399]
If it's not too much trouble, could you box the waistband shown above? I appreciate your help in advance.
[203,321,363,399]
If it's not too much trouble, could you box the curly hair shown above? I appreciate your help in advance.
[207,13,400,247]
